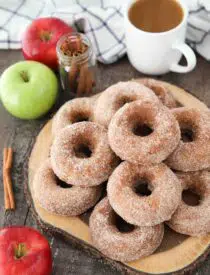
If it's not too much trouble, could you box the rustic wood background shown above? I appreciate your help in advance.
[0,50,210,274]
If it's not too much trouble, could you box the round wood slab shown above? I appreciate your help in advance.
[26,81,210,275]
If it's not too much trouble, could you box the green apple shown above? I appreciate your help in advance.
[0,61,58,119]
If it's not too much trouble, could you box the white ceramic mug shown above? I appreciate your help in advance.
[124,0,196,75]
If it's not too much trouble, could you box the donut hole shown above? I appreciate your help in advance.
[56,177,72,189]
[133,123,153,136]
[71,112,90,123]
[74,141,93,158]
[133,179,152,196]
[112,211,135,233]
[181,128,194,143]
[182,188,201,206]
[127,105,154,137]
[117,96,133,108]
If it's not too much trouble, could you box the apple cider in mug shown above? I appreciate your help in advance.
[128,0,184,33]
[125,0,196,74]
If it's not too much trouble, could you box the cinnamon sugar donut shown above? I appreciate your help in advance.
[166,107,210,171]
[94,81,159,127]
[52,97,94,137]
[33,159,102,216]
[134,78,177,108]
[167,171,210,236]
[108,100,180,165]
[89,197,164,262]
[51,121,119,186]
[107,162,181,226]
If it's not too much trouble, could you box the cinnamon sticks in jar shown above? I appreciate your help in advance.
[57,33,96,97]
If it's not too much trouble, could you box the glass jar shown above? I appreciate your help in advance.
[56,32,97,98]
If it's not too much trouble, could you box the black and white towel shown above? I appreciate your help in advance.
[185,0,210,60]
[0,0,210,64]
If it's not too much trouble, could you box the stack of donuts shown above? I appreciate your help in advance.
[33,78,210,262]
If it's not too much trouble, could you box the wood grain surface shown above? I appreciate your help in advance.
[1,50,210,274]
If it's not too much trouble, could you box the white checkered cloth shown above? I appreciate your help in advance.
[0,0,126,64]
[185,0,210,60]
[1,0,210,63]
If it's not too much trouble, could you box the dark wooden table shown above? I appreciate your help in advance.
[0,50,210,275]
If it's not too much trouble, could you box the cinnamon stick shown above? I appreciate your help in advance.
[75,34,82,52]
[3,148,15,210]
[77,64,88,96]
[60,34,87,56]
[3,149,10,209]
[6,148,15,209]
[68,57,78,91]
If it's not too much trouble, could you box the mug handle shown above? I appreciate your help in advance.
[170,43,196,73]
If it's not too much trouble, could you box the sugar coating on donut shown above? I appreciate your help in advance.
[107,162,181,226]
[166,107,210,171]
[167,171,210,236]
[51,121,119,186]
[94,81,159,127]
[33,159,102,216]
[108,99,180,165]
[52,97,95,137]
[89,197,164,262]
[134,78,177,108]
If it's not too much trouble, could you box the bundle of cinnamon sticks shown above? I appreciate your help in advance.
[60,34,95,96]
[3,148,15,210]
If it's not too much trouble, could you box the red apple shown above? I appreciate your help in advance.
[0,226,52,275]
[22,17,73,69]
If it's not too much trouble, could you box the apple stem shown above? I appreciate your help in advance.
[20,71,29,83]
[40,31,52,42]
[15,243,27,259]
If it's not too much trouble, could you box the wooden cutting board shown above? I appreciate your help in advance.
[25,81,210,275]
